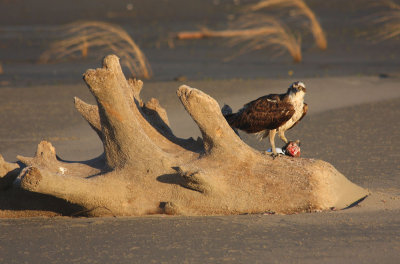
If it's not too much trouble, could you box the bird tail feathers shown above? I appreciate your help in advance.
[221,104,241,137]
[221,104,235,126]
[221,104,233,116]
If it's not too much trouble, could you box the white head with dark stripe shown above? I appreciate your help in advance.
[288,81,306,94]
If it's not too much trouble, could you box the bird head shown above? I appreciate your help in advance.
[288,81,306,94]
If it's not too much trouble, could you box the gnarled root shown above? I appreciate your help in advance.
[1,55,368,217]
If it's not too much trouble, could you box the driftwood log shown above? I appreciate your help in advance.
[0,55,368,217]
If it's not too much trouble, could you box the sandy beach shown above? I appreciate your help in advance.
[0,0,399,263]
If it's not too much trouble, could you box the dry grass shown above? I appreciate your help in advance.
[177,15,302,62]
[39,21,152,79]
[225,15,302,62]
[247,0,327,50]
[372,0,400,41]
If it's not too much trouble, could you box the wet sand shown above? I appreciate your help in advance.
[1,208,399,263]
[0,77,399,263]
[0,0,400,263]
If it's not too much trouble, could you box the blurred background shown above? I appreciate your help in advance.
[0,0,399,86]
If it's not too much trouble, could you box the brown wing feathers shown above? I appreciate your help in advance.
[225,94,295,133]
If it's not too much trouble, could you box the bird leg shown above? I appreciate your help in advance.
[278,130,289,144]
[268,129,278,158]
[278,130,302,150]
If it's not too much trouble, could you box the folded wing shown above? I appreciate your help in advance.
[225,94,295,133]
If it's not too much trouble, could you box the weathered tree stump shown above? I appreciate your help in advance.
[1,55,368,216]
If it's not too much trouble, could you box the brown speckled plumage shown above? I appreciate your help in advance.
[225,93,295,133]
[223,81,308,156]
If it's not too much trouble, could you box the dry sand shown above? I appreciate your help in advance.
[0,0,399,263]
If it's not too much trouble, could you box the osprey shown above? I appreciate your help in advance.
[223,81,308,157]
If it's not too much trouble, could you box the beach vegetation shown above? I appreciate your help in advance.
[177,15,301,62]
[246,0,327,50]
[372,0,400,41]
[39,21,152,79]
